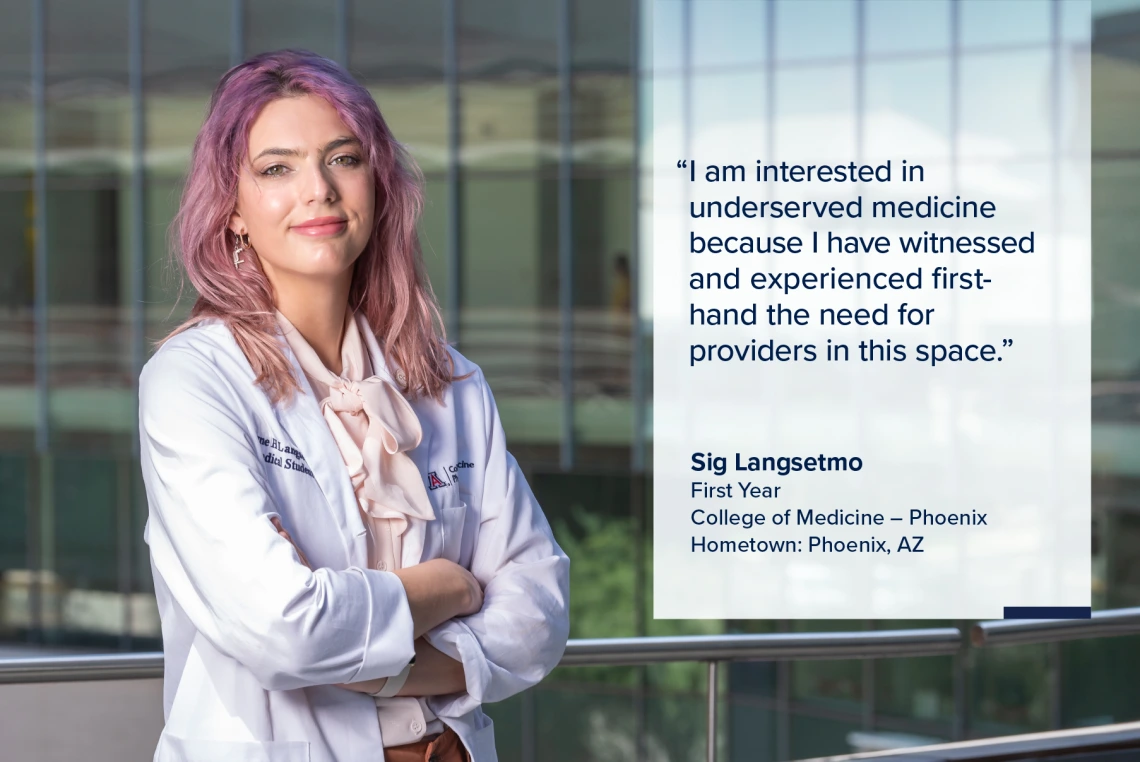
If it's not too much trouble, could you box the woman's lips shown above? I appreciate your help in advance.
[292,218,347,237]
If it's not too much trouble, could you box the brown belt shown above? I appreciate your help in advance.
[383,727,469,762]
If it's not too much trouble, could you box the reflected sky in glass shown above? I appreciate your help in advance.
[961,0,1050,48]
[866,0,950,55]
[692,0,768,68]
[775,0,855,61]
[866,58,952,162]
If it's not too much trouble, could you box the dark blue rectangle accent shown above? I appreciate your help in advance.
[1003,606,1092,619]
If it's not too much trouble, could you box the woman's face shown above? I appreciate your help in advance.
[230,94,375,287]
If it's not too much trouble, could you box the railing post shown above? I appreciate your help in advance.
[521,688,536,762]
[634,666,647,762]
[862,620,875,732]
[953,621,968,742]
[1049,640,1063,730]
[777,621,792,761]
[707,660,718,762]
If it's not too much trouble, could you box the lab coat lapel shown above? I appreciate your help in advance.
[355,314,436,568]
[275,337,371,568]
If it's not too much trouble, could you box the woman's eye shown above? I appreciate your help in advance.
[332,155,360,167]
[261,164,287,177]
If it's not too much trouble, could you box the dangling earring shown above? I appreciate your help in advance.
[233,233,249,268]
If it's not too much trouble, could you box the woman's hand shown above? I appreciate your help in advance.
[335,638,466,698]
[393,558,483,637]
[394,637,467,697]
[271,516,312,568]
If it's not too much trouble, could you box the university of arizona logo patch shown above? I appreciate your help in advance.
[427,461,474,490]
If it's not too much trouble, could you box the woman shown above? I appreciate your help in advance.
[138,50,570,762]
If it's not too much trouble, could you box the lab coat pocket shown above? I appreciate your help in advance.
[438,502,468,565]
[158,731,310,762]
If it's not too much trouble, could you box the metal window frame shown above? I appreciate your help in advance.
[558,0,575,472]
[445,0,462,345]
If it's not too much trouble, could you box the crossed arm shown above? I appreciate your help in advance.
[271,517,476,698]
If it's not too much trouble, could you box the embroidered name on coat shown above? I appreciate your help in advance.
[257,435,315,478]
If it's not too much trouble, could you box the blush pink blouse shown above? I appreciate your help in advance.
[276,309,445,748]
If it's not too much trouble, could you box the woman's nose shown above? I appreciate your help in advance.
[304,162,337,204]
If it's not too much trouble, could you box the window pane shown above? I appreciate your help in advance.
[1061,635,1140,725]
[246,0,338,61]
[46,0,131,390]
[573,0,636,449]
[576,0,634,69]
[866,58,951,163]
[775,65,857,161]
[38,0,138,645]
[138,1,234,610]
[352,1,451,337]
[775,0,855,62]
[351,0,443,78]
[961,0,1050,49]
[867,0,950,55]
[651,0,685,73]
[1092,13,1140,154]
[970,644,1050,734]
[0,455,30,576]
[460,0,561,449]
[692,0,768,69]
[1092,161,1140,376]
[0,0,33,440]
[959,51,1051,160]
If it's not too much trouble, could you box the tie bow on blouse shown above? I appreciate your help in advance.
[276,310,435,538]
[325,381,365,414]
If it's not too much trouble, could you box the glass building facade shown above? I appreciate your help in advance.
[0,0,1137,759]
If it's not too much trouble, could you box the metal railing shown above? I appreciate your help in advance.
[563,629,961,762]
[0,650,162,684]
[1,611,1139,762]
[972,606,1140,647]
[801,720,1140,761]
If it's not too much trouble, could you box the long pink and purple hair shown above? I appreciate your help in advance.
[163,49,454,403]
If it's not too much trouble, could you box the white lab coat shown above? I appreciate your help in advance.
[138,316,570,762]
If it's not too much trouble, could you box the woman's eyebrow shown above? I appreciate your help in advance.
[323,136,360,152]
[252,136,360,161]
